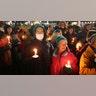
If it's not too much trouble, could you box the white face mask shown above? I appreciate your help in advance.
[36,34,44,41]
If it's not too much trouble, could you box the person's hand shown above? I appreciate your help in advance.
[8,42,12,49]
[64,67,73,74]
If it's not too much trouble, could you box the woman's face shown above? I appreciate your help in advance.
[60,23,65,29]
[69,28,74,34]
[58,40,67,53]
[92,39,96,49]
[86,25,91,31]
[7,27,12,35]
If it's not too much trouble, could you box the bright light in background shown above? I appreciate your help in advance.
[7,21,12,25]
[72,22,77,25]
[30,21,33,26]
[46,21,49,24]
[33,21,40,25]
[25,21,30,25]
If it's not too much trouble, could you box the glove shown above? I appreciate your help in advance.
[60,66,73,75]
[64,67,73,74]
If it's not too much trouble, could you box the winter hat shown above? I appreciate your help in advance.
[56,36,67,45]
[53,29,62,33]
[88,33,96,44]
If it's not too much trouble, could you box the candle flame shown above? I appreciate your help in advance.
[34,48,37,55]
[65,60,71,68]
[32,48,39,58]
[76,42,82,51]
[71,37,75,43]
[22,35,25,39]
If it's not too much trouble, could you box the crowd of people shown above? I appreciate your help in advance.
[0,21,96,75]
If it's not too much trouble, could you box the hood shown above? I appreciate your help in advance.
[53,47,71,58]
[33,24,46,41]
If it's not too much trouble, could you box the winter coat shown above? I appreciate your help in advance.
[79,45,96,75]
[51,48,79,75]
[0,37,8,47]
[22,39,54,75]
[0,39,12,66]
[59,27,67,37]
[66,32,79,54]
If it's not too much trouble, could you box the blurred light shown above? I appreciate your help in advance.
[72,22,77,25]
[7,21,12,25]
[33,21,40,25]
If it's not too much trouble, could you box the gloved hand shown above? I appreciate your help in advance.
[60,66,73,75]
[64,67,73,74]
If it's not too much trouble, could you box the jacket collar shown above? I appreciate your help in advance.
[53,48,70,58]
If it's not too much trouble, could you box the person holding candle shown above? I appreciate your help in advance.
[58,21,67,37]
[4,24,22,74]
[0,31,12,74]
[79,33,96,75]
[51,29,62,48]
[22,24,54,75]
[75,30,96,67]
[78,24,92,45]
[66,25,79,54]
[51,36,79,75]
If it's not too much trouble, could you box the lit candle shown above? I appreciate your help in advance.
[32,48,39,58]
[7,36,11,43]
[22,35,25,40]
[65,60,71,68]
[47,36,52,41]
[76,42,82,51]
[71,37,75,44]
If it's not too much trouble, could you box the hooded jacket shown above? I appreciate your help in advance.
[22,24,54,75]
[51,48,79,75]
[79,45,96,75]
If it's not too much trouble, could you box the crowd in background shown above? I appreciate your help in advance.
[0,21,96,75]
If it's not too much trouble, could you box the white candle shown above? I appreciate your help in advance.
[32,48,39,58]
[65,60,71,68]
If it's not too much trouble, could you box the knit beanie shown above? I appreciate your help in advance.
[88,33,96,44]
[56,36,67,45]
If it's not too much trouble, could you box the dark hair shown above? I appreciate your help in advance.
[4,24,12,34]
[68,25,74,30]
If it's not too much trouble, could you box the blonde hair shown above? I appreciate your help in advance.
[59,21,67,28]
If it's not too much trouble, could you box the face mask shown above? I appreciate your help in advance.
[36,34,44,41]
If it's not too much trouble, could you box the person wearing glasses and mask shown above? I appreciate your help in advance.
[22,24,54,75]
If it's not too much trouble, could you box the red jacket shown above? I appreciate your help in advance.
[0,37,8,47]
[51,48,79,75]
